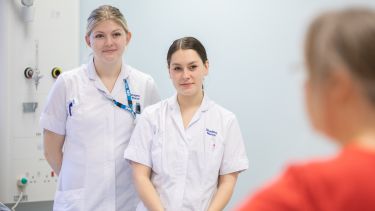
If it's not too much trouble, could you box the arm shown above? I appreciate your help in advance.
[43,129,65,176]
[131,161,164,211]
[207,172,239,211]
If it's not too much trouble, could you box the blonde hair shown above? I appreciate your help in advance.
[86,5,129,36]
[305,8,375,104]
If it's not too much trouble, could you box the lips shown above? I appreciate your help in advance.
[180,83,194,87]
[103,49,117,53]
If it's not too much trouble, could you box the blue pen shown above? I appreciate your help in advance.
[68,101,73,116]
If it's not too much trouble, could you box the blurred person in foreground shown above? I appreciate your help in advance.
[236,7,375,211]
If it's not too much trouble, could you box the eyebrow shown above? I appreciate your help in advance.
[171,61,199,66]
[93,29,123,34]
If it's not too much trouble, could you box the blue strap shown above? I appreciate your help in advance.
[98,79,136,119]
[112,99,136,119]
[124,79,133,110]
[113,79,136,118]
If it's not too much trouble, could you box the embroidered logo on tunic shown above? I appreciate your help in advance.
[206,128,217,137]
[131,94,141,100]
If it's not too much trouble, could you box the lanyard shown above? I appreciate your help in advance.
[113,79,136,118]
[98,79,136,119]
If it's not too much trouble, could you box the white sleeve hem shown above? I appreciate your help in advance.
[124,145,152,168]
[219,158,249,175]
[40,113,66,135]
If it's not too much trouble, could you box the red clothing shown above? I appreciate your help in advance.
[236,147,375,211]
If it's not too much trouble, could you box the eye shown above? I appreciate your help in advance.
[113,32,122,38]
[173,66,182,71]
[189,65,197,71]
[94,34,104,39]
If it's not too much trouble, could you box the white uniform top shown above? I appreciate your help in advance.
[124,94,249,211]
[40,59,160,211]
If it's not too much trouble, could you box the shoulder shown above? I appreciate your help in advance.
[238,161,330,211]
[238,163,314,211]
[142,98,170,118]
[211,102,236,119]
[134,98,169,132]
[272,153,345,195]
[58,64,89,84]
[238,152,355,211]
[282,156,336,180]
[49,64,87,90]
[206,99,238,126]
[289,152,345,177]
[287,149,373,185]
[50,64,92,99]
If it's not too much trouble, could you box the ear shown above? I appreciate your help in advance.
[126,31,132,45]
[328,68,355,107]
[85,35,91,47]
[203,60,209,76]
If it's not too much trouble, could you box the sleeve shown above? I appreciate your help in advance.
[124,111,154,167]
[39,76,67,135]
[235,166,313,211]
[219,115,249,175]
[143,76,160,107]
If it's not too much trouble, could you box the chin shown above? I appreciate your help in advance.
[179,89,201,97]
[102,56,121,64]
[178,92,193,97]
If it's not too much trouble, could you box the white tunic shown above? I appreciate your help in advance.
[40,59,160,211]
[124,94,249,211]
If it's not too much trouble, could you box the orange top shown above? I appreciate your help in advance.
[235,146,375,211]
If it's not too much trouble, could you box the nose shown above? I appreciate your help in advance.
[182,69,190,79]
[105,36,114,46]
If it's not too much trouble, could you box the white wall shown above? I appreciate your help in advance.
[81,1,375,210]
[0,0,79,210]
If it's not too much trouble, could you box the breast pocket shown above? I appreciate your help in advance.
[65,98,85,136]
[205,135,225,181]
[66,94,109,148]
[151,130,163,175]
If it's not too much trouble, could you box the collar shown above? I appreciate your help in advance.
[87,58,130,81]
[168,93,212,113]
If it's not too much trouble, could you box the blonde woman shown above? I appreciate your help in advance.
[41,5,160,211]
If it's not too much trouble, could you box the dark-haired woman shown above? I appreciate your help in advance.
[125,37,249,211]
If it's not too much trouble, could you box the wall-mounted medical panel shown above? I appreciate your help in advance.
[0,0,79,204]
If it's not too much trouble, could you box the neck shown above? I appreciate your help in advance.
[177,91,204,111]
[333,94,375,152]
[344,126,375,152]
[93,58,122,79]
[177,91,204,129]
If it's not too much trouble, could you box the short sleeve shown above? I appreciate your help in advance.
[144,77,160,107]
[124,112,154,167]
[220,115,249,175]
[40,76,67,135]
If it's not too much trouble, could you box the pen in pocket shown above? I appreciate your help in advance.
[68,100,75,116]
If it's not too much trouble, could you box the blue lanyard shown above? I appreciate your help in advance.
[98,79,136,119]
[112,79,136,118]
[124,79,133,110]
